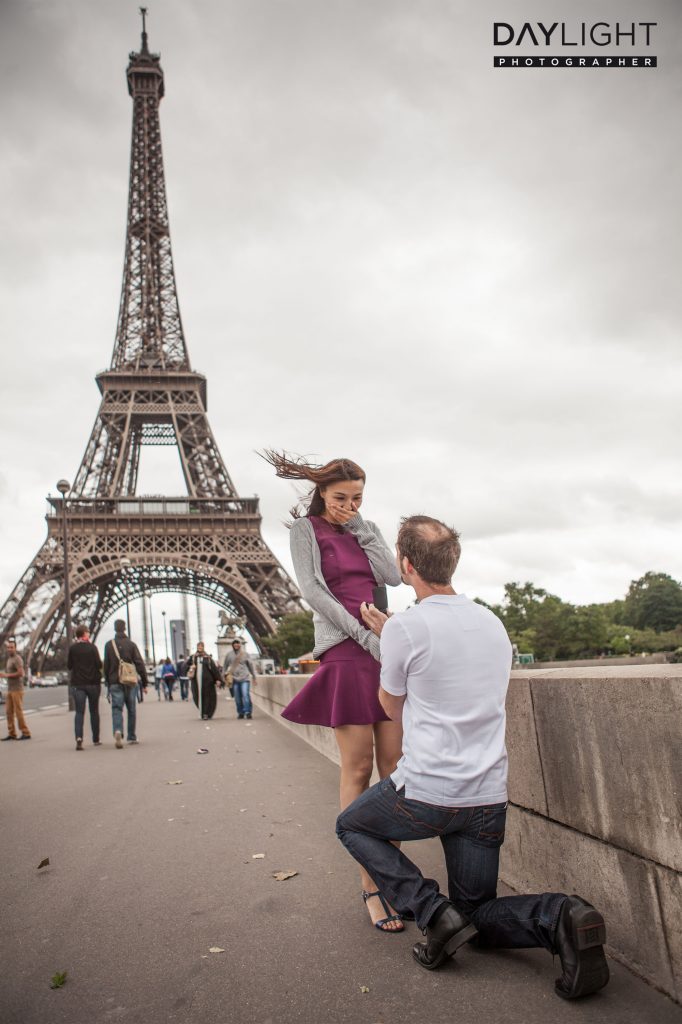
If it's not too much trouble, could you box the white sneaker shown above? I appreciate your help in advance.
[114,730,123,749]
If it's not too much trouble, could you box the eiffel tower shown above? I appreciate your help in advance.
[0,13,301,670]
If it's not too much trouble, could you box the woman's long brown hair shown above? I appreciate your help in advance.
[260,450,366,518]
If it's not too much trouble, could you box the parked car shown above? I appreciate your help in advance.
[37,675,60,687]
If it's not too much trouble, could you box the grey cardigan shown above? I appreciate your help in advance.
[289,513,401,661]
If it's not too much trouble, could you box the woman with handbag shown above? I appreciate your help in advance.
[186,642,221,720]
[264,451,405,933]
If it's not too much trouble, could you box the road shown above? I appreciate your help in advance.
[1,695,680,1024]
[18,685,71,714]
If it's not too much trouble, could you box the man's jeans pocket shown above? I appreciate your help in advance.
[392,786,474,837]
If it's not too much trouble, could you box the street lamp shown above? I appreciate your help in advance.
[57,479,74,712]
[162,610,168,658]
[120,556,131,635]
[148,594,157,664]
[56,480,73,649]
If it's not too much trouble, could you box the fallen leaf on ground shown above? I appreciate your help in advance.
[37,858,50,870]
[196,748,209,754]
[50,971,68,989]
[252,853,265,859]
[273,870,298,881]
[167,780,183,785]
[167,818,175,822]
[239,808,248,812]
[359,985,370,994]
[208,947,225,954]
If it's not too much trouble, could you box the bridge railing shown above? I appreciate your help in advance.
[46,496,261,517]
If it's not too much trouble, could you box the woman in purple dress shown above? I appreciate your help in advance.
[265,452,405,932]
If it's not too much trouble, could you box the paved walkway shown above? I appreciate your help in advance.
[1,697,680,1024]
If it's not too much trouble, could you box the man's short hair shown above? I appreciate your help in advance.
[396,515,461,585]
[75,623,89,639]
[114,619,126,634]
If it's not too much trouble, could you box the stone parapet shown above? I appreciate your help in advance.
[251,673,341,766]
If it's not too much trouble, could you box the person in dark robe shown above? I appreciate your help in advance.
[187,642,221,719]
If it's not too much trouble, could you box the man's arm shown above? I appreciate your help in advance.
[131,643,148,686]
[376,615,411,717]
[103,642,112,680]
[379,687,406,722]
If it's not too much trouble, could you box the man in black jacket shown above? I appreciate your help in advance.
[67,624,103,751]
[103,620,148,748]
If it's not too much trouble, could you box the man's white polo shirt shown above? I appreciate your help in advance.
[380,594,512,807]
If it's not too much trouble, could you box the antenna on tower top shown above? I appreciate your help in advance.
[140,7,149,54]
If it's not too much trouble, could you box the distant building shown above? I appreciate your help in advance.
[170,619,187,662]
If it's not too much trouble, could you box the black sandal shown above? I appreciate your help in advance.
[362,890,404,932]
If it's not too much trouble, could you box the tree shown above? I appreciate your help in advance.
[260,611,315,666]
[531,595,572,661]
[624,572,682,633]
[500,582,549,634]
[564,605,609,659]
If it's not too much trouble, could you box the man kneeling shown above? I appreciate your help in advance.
[336,515,609,1000]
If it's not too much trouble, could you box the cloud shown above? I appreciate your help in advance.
[1,0,681,652]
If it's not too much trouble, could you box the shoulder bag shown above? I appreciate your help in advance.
[112,639,138,686]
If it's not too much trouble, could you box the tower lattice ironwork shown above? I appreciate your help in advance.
[0,15,302,669]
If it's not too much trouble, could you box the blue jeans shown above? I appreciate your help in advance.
[336,777,565,947]
[232,679,252,716]
[109,683,137,741]
[74,685,100,742]
[179,677,189,700]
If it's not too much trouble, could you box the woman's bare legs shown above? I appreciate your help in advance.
[373,718,403,779]
[335,722,403,931]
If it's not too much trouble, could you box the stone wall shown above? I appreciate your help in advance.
[252,665,682,1002]
[526,652,671,669]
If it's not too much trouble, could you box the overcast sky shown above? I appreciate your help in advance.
[1,0,680,655]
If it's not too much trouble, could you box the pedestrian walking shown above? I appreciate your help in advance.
[161,657,177,700]
[176,654,189,701]
[0,637,31,741]
[187,642,221,720]
[264,450,403,931]
[337,515,609,999]
[103,620,148,748]
[154,660,164,700]
[223,638,256,719]
[67,623,102,750]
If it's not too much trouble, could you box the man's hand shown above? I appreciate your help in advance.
[361,602,389,636]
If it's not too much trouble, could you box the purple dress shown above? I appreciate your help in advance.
[281,516,389,728]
